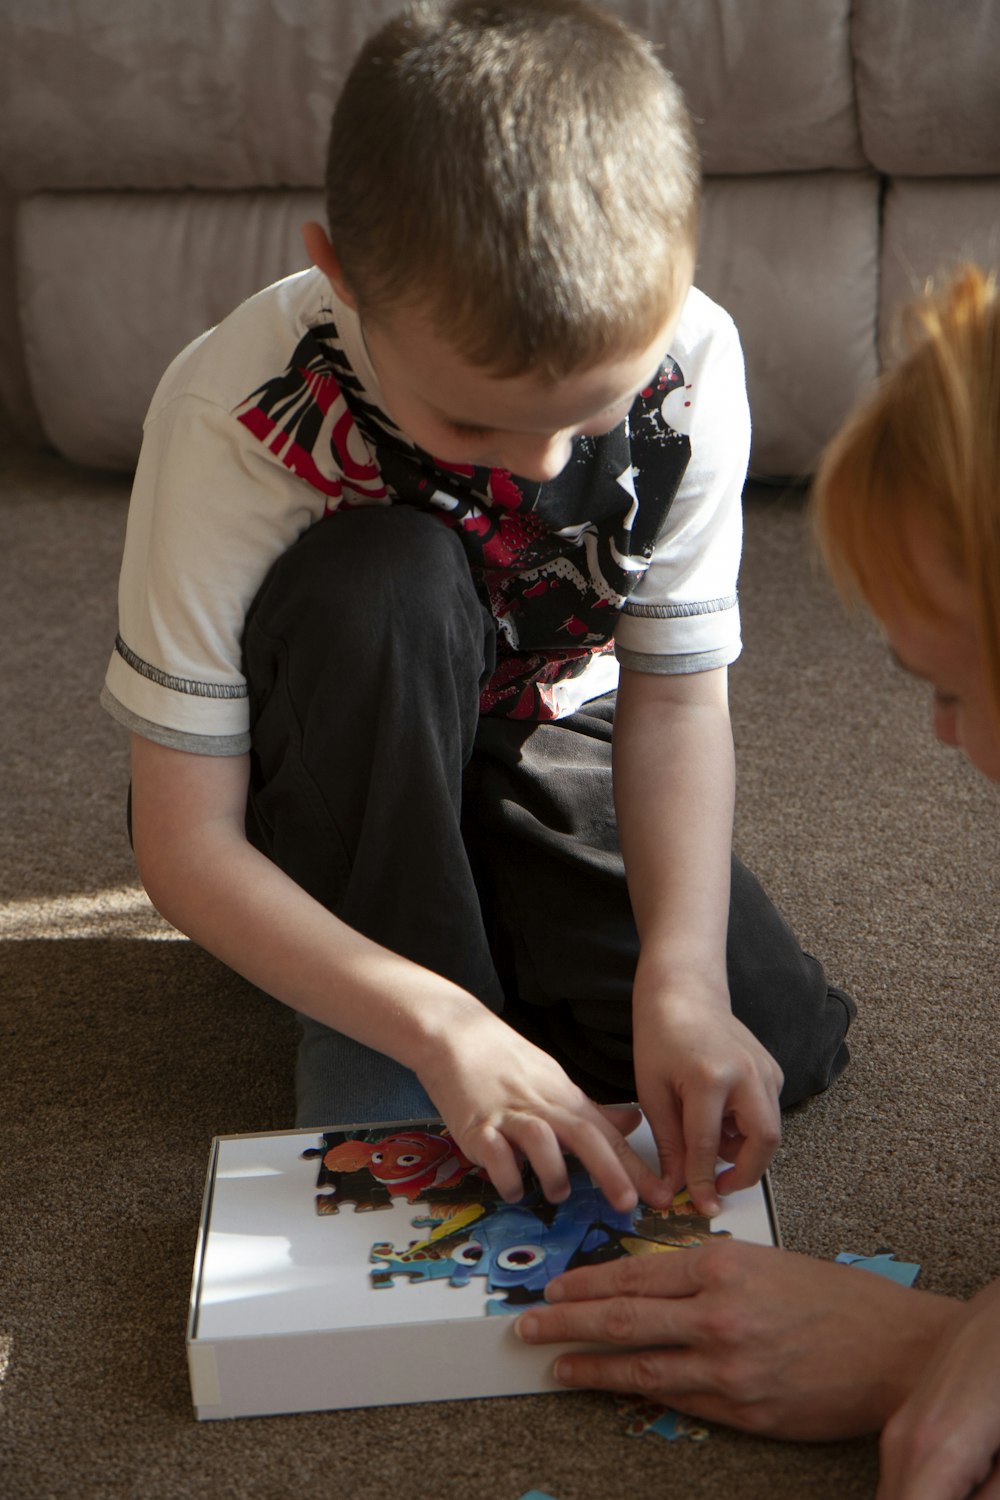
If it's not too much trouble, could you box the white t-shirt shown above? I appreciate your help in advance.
[102,268,749,754]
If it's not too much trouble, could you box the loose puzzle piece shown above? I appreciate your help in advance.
[516,1492,560,1500]
[836,1250,921,1287]
[618,1398,710,1442]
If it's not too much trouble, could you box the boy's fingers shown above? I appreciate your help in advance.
[644,1090,685,1200]
[562,1111,671,1213]
[504,1116,570,1202]
[472,1125,528,1202]
[680,1092,727,1215]
[603,1126,674,1211]
[599,1103,643,1138]
[715,1091,781,1196]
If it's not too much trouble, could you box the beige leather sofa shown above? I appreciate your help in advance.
[1,0,998,480]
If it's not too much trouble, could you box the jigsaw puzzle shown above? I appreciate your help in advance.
[301,1124,500,1213]
[303,1123,731,1314]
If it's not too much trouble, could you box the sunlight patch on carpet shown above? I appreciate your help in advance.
[0,1334,12,1412]
[0,886,183,940]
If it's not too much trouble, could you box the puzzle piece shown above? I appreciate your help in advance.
[302,1126,498,1212]
[619,1398,710,1442]
[369,1202,493,1288]
[836,1250,921,1287]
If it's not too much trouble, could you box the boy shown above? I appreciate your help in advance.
[102,0,852,1214]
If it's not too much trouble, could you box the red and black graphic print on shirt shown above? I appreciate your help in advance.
[234,323,691,721]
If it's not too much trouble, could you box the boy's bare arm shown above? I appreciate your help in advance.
[612,665,783,1214]
[130,735,672,1211]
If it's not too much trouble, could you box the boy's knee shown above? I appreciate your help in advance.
[248,505,489,662]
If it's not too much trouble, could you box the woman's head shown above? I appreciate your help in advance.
[813,265,1000,779]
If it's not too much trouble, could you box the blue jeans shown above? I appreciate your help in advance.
[242,505,855,1129]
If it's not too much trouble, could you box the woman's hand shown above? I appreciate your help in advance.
[515,1240,962,1441]
[877,1276,1000,1499]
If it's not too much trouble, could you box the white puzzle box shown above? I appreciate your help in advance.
[187,1116,779,1420]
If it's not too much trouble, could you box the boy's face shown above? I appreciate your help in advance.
[358,296,688,483]
[304,214,691,484]
[880,517,1000,783]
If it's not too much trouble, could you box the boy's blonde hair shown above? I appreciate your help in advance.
[325,0,699,380]
[813,265,1000,713]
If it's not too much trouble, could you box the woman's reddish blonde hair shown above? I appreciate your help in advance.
[813,265,1000,713]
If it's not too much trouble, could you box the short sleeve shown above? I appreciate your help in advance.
[102,391,329,752]
[614,288,749,675]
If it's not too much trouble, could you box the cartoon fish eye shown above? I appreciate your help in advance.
[451,1241,485,1266]
[496,1244,546,1271]
[395,1153,421,1167]
[371,1151,384,1164]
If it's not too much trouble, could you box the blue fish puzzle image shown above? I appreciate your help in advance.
[367,1170,731,1313]
[370,1174,637,1311]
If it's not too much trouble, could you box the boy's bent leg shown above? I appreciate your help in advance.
[295,1015,435,1128]
[241,506,502,1125]
[725,860,855,1107]
[467,693,854,1108]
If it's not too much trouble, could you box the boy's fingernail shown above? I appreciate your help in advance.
[544,1279,565,1302]
[516,1313,539,1341]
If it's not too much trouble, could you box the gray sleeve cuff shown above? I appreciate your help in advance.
[613,641,742,676]
[100,684,251,756]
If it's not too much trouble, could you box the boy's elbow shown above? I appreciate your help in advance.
[128,738,251,921]
[131,820,185,926]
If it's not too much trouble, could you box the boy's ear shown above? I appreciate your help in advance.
[301,221,357,309]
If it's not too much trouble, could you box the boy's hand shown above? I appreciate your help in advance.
[415,1006,674,1212]
[632,984,783,1215]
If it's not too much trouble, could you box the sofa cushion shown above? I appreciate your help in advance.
[645,0,864,174]
[854,0,1000,175]
[17,190,322,469]
[880,177,1000,365]
[699,173,880,479]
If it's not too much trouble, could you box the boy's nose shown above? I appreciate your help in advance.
[498,431,575,483]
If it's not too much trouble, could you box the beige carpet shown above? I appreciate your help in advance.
[3,438,998,1500]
